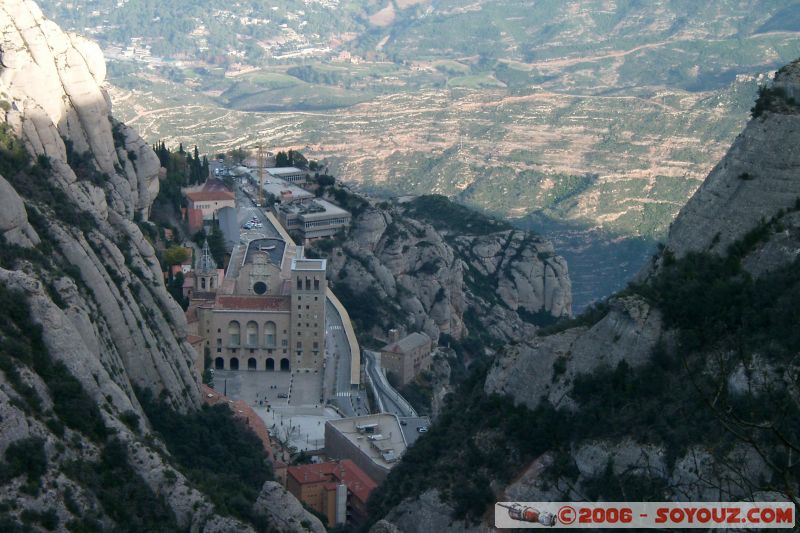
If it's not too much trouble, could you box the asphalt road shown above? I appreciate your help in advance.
[325,299,370,417]
[363,350,416,418]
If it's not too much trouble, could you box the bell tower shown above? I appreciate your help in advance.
[195,240,219,292]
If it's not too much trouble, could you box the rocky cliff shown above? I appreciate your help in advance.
[665,62,800,261]
[371,62,800,531]
[478,63,800,515]
[312,193,571,347]
[0,2,319,531]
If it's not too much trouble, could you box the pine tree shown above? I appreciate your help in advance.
[201,155,209,183]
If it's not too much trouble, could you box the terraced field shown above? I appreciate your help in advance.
[41,0,800,308]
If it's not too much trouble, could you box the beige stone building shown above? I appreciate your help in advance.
[325,414,407,483]
[187,237,326,374]
[380,331,433,386]
[183,179,236,221]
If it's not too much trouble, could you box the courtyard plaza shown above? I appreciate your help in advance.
[211,369,340,452]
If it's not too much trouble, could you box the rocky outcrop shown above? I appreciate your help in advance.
[253,482,326,533]
[0,174,39,247]
[1,0,196,409]
[457,231,571,318]
[485,295,662,410]
[0,0,158,219]
[371,60,800,533]
[665,66,800,260]
[0,1,301,530]
[480,61,800,527]
[374,490,488,533]
[319,197,571,346]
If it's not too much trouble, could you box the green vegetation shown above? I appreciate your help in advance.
[538,300,610,335]
[0,283,108,442]
[163,246,190,266]
[65,439,179,533]
[406,195,511,235]
[367,361,560,524]
[331,282,407,342]
[151,141,208,220]
[750,84,799,118]
[369,216,800,524]
[137,389,273,529]
[398,370,434,416]
[0,438,47,494]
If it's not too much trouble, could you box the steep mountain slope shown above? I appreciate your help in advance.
[309,193,571,349]
[368,60,800,531]
[0,2,321,531]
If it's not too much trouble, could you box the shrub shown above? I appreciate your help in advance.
[1,437,47,485]
[65,439,179,532]
[137,389,272,529]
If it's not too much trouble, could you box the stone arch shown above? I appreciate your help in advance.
[230,357,240,370]
[266,358,275,371]
[215,357,224,370]
[247,357,257,370]
[280,358,290,372]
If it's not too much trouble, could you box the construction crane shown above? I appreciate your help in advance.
[257,144,264,208]
[497,503,557,527]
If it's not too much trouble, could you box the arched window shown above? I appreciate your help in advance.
[230,357,239,370]
[266,358,275,371]
[201,277,206,290]
[264,321,276,348]
[228,321,240,347]
[210,277,215,289]
[246,321,258,347]
[247,357,257,370]
[215,357,224,370]
[280,358,290,372]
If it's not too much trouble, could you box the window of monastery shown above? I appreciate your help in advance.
[246,321,258,346]
[264,321,276,348]
[228,321,240,346]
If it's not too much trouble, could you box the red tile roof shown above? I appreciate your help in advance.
[287,460,377,504]
[216,295,290,311]
[200,178,232,192]
[186,190,235,202]
[186,334,205,345]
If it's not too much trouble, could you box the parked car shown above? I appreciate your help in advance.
[417,426,428,433]
[242,223,253,230]
[277,393,288,399]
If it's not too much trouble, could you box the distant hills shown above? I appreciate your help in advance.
[37,0,800,308]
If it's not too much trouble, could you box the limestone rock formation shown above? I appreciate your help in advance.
[374,490,489,533]
[318,197,571,346]
[372,60,800,533]
[485,295,662,411]
[253,482,326,533]
[665,65,800,260]
[0,174,40,246]
[1,0,197,409]
[0,1,305,530]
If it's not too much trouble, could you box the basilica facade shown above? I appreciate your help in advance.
[187,238,327,374]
